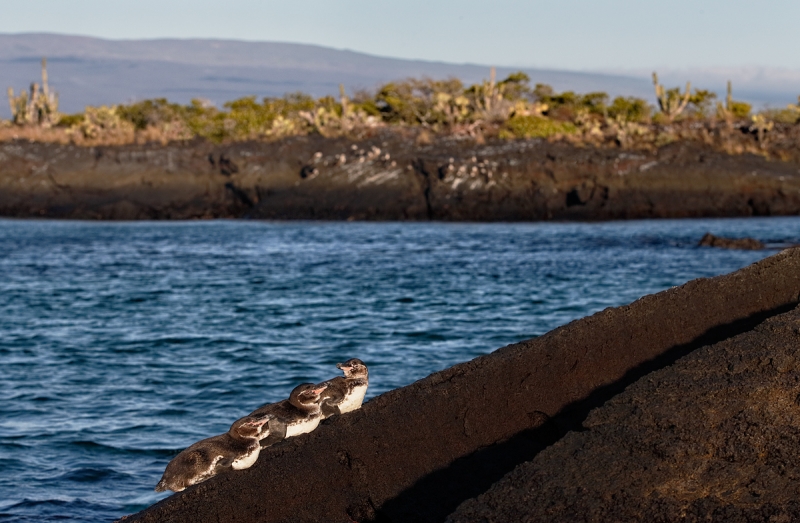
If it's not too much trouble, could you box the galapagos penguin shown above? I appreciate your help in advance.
[249,382,328,448]
[154,413,271,493]
[319,358,369,417]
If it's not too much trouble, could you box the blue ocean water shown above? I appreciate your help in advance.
[1,217,798,522]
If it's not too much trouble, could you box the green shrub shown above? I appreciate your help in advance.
[375,78,467,126]
[729,101,751,119]
[534,84,609,116]
[497,71,531,101]
[688,89,716,116]
[608,96,651,122]
[501,115,577,139]
[56,113,84,127]
[75,105,133,139]
[760,103,800,124]
[222,96,276,138]
[117,98,187,130]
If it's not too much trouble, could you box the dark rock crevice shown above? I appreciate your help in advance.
[223,182,254,208]
[411,157,434,220]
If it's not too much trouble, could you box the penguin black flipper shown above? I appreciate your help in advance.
[318,376,347,418]
[216,455,235,469]
[259,419,286,448]
[320,403,342,417]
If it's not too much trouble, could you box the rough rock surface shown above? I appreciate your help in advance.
[448,305,800,523]
[699,232,766,250]
[2,134,800,220]
[121,249,800,523]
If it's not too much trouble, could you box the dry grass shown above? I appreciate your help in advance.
[0,120,796,164]
[0,125,72,144]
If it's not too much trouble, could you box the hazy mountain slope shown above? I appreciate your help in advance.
[1,33,796,117]
[0,33,652,115]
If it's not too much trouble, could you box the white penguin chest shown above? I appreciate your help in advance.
[284,416,321,438]
[231,446,260,470]
[338,384,367,413]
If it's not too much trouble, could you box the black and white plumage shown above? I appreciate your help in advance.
[319,358,369,418]
[154,414,271,493]
[249,382,328,448]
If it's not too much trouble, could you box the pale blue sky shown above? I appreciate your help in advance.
[2,0,799,71]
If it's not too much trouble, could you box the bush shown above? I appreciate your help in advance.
[760,100,800,124]
[688,89,716,117]
[608,97,651,122]
[56,113,84,127]
[501,115,577,139]
[375,78,466,126]
[729,101,752,119]
[534,84,609,117]
[497,71,531,101]
[117,98,187,130]
[73,105,134,141]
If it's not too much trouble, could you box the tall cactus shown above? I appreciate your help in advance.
[716,80,751,122]
[652,72,691,122]
[7,58,60,126]
[473,67,512,123]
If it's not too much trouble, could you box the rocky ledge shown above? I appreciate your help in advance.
[121,249,800,523]
[449,303,800,522]
[2,133,800,220]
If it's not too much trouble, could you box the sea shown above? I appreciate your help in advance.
[1,217,798,522]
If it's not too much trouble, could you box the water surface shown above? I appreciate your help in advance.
[1,218,798,522]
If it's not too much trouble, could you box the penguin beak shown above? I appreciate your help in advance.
[313,384,328,394]
[252,414,271,425]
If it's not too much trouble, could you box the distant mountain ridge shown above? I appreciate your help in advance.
[0,33,797,117]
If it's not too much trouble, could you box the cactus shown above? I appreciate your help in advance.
[339,84,350,117]
[652,72,691,122]
[471,67,516,123]
[716,81,751,122]
[749,114,774,148]
[74,105,133,141]
[7,58,60,127]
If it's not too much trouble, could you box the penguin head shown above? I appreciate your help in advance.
[231,414,271,439]
[337,358,368,379]
[154,478,171,492]
[290,382,329,407]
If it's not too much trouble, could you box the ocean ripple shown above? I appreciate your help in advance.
[0,217,798,521]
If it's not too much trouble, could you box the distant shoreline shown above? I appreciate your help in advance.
[1,132,798,221]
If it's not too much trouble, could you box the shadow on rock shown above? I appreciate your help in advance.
[377,301,798,523]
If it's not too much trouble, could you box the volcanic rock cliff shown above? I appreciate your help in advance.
[2,133,800,221]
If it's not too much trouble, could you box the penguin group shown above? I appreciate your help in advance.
[155,358,369,492]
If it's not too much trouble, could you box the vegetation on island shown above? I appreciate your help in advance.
[3,59,800,158]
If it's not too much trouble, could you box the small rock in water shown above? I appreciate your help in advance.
[698,233,765,250]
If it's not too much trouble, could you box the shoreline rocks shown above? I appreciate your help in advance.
[449,304,800,522]
[699,232,766,250]
[121,249,800,523]
[2,135,799,221]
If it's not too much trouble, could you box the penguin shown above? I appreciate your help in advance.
[155,413,271,493]
[319,358,369,418]
[249,382,328,448]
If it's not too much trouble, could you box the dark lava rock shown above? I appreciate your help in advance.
[2,135,800,221]
[447,305,800,523]
[699,232,766,250]
[122,249,800,523]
